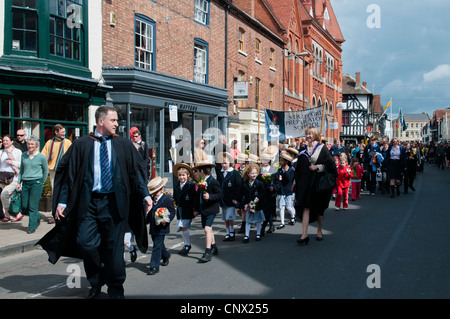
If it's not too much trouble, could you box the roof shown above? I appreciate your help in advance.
[308,0,345,43]
[341,74,372,95]
[404,113,431,121]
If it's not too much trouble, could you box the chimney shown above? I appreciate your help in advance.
[355,72,361,88]
[362,81,367,88]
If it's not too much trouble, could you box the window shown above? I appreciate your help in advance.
[326,54,334,85]
[6,0,88,70]
[135,15,155,70]
[194,39,208,84]
[49,0,84,61]
[239,28,245,52]
[255,39,261,62]
[270,48,275,69]
[237,70,245,108]
[342,112,350,125]
[12,0,38,52]
[255,77,261,107]
[194,0,209,25]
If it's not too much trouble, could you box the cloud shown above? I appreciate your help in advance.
[423,64,450,82]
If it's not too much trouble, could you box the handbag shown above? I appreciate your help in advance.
[316,166,336,192]
[0,171,15,185]
[9,190,22,214]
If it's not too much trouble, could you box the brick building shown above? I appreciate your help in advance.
[101,0,230,184]
[224,0,285,153]
[263,0,344,142]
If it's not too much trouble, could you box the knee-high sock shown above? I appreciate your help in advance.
[256,223,261,235]
[280,206,285,225]
[287,206,295,219]
[182,230,190,246]
[245,222,251,237]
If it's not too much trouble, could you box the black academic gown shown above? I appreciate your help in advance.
[37,134,150,264]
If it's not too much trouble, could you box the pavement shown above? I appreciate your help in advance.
[0,210,55,258]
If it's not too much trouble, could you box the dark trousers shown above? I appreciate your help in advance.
[77,193,126,298]
[150,234,170,269]
[367,170,377,194]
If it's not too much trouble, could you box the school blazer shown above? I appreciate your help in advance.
[174,181,199,220]
[199,176,223,216]
[217,169,242,207]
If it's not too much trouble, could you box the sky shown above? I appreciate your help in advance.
[329,0,450,119]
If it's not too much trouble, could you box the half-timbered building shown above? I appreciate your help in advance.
[340,72,373,145]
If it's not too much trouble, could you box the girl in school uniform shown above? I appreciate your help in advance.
[350,158,364,201]
[241,163,266,243]
[273,151,296,229]
[216,152,242,242]
[173,163,199,256]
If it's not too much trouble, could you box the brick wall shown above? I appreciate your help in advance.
[102,0,226,88]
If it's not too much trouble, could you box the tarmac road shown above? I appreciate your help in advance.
[0,165,449,303]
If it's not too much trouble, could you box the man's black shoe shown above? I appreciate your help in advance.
[147,268,159,275]
[88,286,102,299]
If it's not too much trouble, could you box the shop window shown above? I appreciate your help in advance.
[135,14,155,70]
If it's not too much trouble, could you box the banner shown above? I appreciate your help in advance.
[265,106,328,141]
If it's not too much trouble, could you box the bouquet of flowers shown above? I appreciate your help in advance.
[261,173,273,186]
[273,162,281,170]
[244,198,259,214]
[154,207,170,226]
[195,178,208,194]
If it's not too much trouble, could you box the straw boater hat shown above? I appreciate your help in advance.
[279,151,294,163]
[236,153,248,163]
[173,162,194,178]
[193,160,215,171]
[263,145,279,158]
[285,147,299,157]
[260,152,274,164]
[216,152,234,165]
[247,154,260,164]
[147,176,168,195]
[242,163,260,179]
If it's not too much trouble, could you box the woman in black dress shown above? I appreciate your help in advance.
[293,127,337,245]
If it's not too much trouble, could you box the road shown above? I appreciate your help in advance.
[0,166,449,303]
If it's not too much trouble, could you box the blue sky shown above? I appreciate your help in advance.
[330,0,450,119]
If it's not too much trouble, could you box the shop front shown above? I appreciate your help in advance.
[0,66,109,147]
[103,67,229,187]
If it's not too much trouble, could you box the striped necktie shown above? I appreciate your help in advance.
[99,136,113,192]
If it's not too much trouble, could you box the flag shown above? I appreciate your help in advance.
[399,108,407,131]
[383,99,391,111]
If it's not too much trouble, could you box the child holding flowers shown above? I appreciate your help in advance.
[146,176,176,275]
[193,160,223,263]
[241,163,265,243]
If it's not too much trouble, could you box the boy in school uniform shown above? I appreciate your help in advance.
[216,152,242,242]
[193,160,223,263]
[173,163,199,256]
[146,177,176,275]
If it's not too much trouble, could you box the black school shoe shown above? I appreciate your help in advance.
[147,268,159,275]
[178,245,191,256]
[199,252,212,263]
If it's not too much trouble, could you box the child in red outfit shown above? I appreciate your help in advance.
[335,158,351,210]
[350,158,364,201]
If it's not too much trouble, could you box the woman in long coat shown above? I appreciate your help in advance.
[293,127,337,245]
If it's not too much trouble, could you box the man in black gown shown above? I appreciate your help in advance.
[38,106,152,299]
